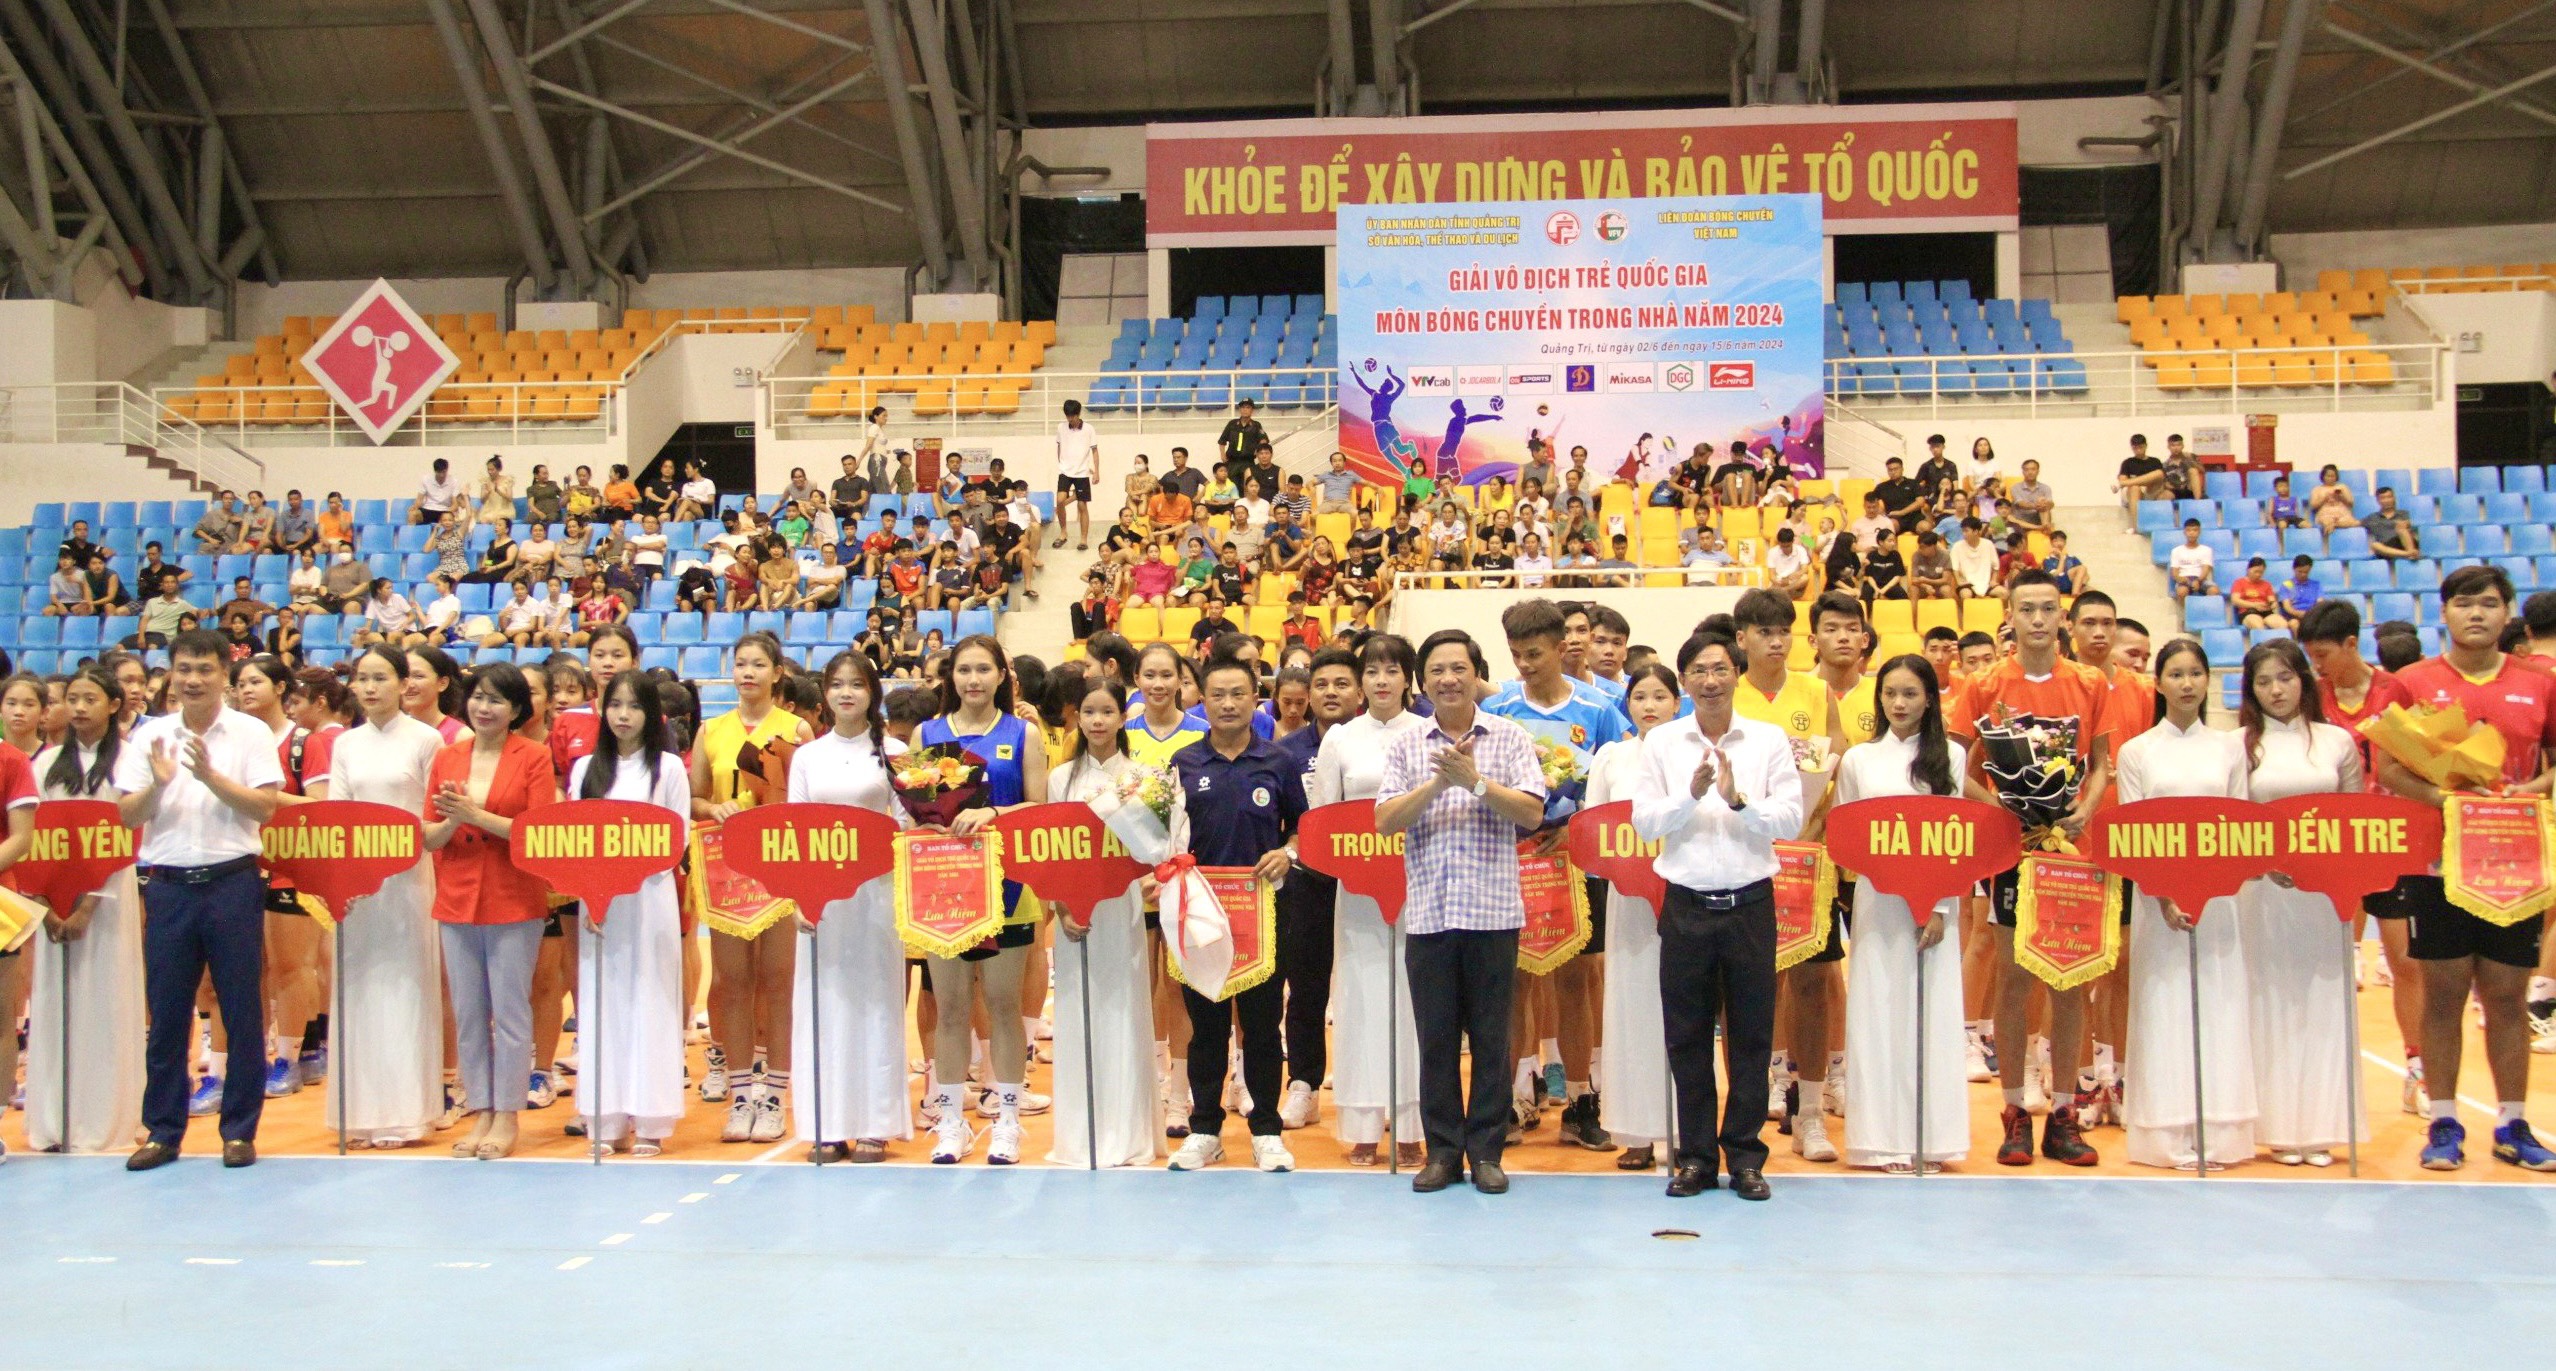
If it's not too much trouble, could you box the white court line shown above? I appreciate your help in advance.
[713,1172,740,1184]
[309,1259,364,1267]
[435,1262,490,1269]
[598,1233,633,1246]
[679,1192,708,1203]
[557,1256,592,1271]
[2359,1049,2497,1117]
[748,1141,799,1164]
[641,1212,672,1224]
[56,1257,114,1264]
[184,1258,240,1266]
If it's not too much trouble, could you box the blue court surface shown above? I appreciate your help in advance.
[4,1157,2550,1369]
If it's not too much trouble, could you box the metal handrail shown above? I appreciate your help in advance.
[2392,273,2555,294]
[0,381,260,493]
[767,363,1339,440]
[1825,339,2444,418]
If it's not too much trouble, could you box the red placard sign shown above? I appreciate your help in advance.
[1514,846,1590,974]
[2264,792,2442,920]
[1824,796,2023,926]
[2084,797,2284,918]
[718,804,899,926]
[994,802,1150,931]
[1566,800,1664,915]
[18,800,136,914]
[261,799,424,914]
[1295,800,1407,925]
[510,798,683,921]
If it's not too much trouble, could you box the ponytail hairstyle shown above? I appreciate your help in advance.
[355,642,413,717]
[819,647,890,774]
[1870,653,1955,796]
[408,643,464,718]
[731,630,788,697]
[46,666,124,797]
[290,666,350,725]
[581,669,668,799]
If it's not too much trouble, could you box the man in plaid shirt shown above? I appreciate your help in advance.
[1376,629,1549,1195]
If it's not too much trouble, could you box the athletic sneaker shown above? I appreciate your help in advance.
[987,1119,1024,1165]
[526,1072,557,1110]
[2420,1117,2465,1170]
[720,1091,754,1143]
[981,1087,1052,1118]
[1251,1135,1296,1173]
[298,1046,328,1083]
[2528,998,2556,1048]
[2403,1061,2429,1115]
[749,1089,786,1143]
[188,1073,223,1117]
[2040,1110,2098,1166]
[2492,1120,2556,1171]
[1541,1063,1566,1105]
[1556,1094,1614,1150]
[1278,1081,1318,1130]
[930,1110,974,1164]
[1792,1111,1838,1163]
[1167,1134,1224,1171]
[2022,1054,2050,1115]
[699,1051,728,1102]
[1996,1105,2034,1166]
[1964,1032,1991,1083]
[263,1056,301,1098]
[1765,1065,1793,1122]
[1822,1069,1846,1118]
[1160,1072,1190,1139]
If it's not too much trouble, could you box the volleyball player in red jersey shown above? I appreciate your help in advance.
[2371,566,2556,1171]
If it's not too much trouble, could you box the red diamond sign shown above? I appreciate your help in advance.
[302,279,460,445]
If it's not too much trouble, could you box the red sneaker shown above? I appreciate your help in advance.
[2041,1108,2100,1166]
[1997,1104,2034,1166]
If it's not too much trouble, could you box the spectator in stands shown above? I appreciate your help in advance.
[1147,471,1195,529]
[1850,493,1895,558]
[2042,530,2088,593]
[1049,397,1100,551]
[1278,473,1313,526]
[319,483,355,544]
[462,519,519,585]
[352,578,419,648]
[1597,533,1637,586]
[1218,399,1268,487]
[2364,486,2420,561]
[830,454,871,532]
[1189,594,1237,653]
[673,561,718,615]
[526,465,563,527]
[774,499,812,550]
[554,517,594,582]
[516,522,558,586]
[274,491,317,556]
[721,542,761,612]
[2308,464,2356,530]
[57,517,95,569]
[2160,434,2201,501]
[1932,490,1972,544]
[2230,557,2286,629]
[308,543,360,612]
[2277,555,2323,622]
[411,459,460,525]
[673,460,718,522]
[124,571,191,649]
[1962,437,2000,494]
[1875,457,1929,534]
[778,466,820,516]
[1683,526,1734,577]
[1950,518,1998,601]
[85,552,130,616]
[884,540,927,612]
[2114,433,2168,503]
[483,582,551,650]
[286,548,326,610]
[2007,459,2054,532]
[216,577,272,628]
[419,575,461,645]
[565,465,602,522]
[1127,538,1179,608]
[757,538,801,610]
[568,577,622,640]
[1265,504,1310,574]
[131,541,183,600]
[43,552,87,616]
[1861,529,1908,604]
[262,608,300,664]
[604,463,640,517]
[1760,525,1809,600]
[1909,530,1958,601]
[797,543,848,612]
[637,458,678,518]
[474,457,517,527]
[2168,518,2218,602]
[2267,474,2305,529]
[1916,434,1961,500]
[195,490,243,553]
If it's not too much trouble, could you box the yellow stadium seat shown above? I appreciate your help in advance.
[1876,633,1923,663]
[844,305,876,326]
[891,322,923,344]
[2115,295,2151,323]
[1722,507,1764,540]
[953,385,987,416]
[2149,294,2187,318]
[1258,574,1296,605]
[924,321,957,344]
[981,383,1022,415]
[1787,636,1817,671]
[1026,320,1057,345]
[959,320,990,343]
[1962,598,2004,634]
[1598,485,1634,517]
[992,320,1024,342]
[2129,318,2167,346]
[2024,531,2052,562]
[2188,294,2224,318]
[1916,600,1959,633]
[2189,352,2233,389]
[1871,600,1916,634]
[2226,292,2262,316]
[2315,270,2351,295]
[912,384,952,416]
[1638,507,1679,544]
[1314,513,1352,548]
[1160,607,1200,642]
[2346,351,2394,385]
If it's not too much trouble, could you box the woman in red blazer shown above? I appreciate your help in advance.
[425,661,559,1160]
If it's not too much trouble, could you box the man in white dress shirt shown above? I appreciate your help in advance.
[115,630,286,1171]
[1631,628,1804,1200]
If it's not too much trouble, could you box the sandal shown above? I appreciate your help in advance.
[1346,1143,1379,1167]
[849,1139,888,1163]
[631,1138,663,1158]
[808,1142,849,1164]
[1615,1143,1656,1171]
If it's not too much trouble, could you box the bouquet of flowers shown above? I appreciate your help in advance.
[1085,762,1176,864]
[2361,701,2505,791]
[1528,733,1588,828]
[890,742,991,828]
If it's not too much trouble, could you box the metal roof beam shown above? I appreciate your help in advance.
[462,0,597,292]
[139,0,281,282]
[580,60,883,220]
[2284,52,2556,178]
[2315,18,2556,132]
[534,74,910,215]
[421,0,558,292]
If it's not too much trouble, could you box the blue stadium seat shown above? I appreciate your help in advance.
[2495,557,2537,590]
[216,554,252,582]
[100,529,138,555]
[2236,529,2281,561]
[954,608,996,640]
[99,502,134,528]
[19,618,60,648]
[1259,294,1289,318]
[60,618,101,650]
[785,613,828,646]
[624,612,662,644]
[0,588,18,616]
[2485,493,2530,524]
[2460,467,2501,494]
[2339,470,2373,502]
[1193,295,1224,319]
[704,611,744,641]
[2205,472,2244,501]
[2149,531,2182,564]
[64,501,98,527]
[354,500,391,525]
[678,646,724,677]
[660,614,704,645]
[459,584,495,612]
[2440,494,2486,524]
[2175,499,2217,527]
[2201,629,2246,664]
[2183,597,2231,630]
[2348,561,2396,591]
[1227,295,1257,320]
[0,530,23,558]
[2537,555,2556,588]
[2414,525,2460,555]
[2280,528,2322,559]
[2466,526,2507,554]
[136,500,171,527]
[2371,592,2418,624]
[2513,525,2555,556]
[2325,527,2371,560]
[17,651,57,675]
[746,611,786,638]
[640,648,678,674]
[2415,468,2456,497]
[826,610,867,642]
[2397,561,2442,592]
[2220,501,2264,529]
[2504,466,2547,493]
[913,610,954,640]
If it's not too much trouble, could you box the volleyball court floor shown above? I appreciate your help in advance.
[5,961,2553,1369]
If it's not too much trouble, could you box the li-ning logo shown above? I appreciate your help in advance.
[1708,362,1756,389]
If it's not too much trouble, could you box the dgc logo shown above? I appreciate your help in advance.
[1597,212,1628,242]
[1664,363,1696,391]
[1545,211,1581,245]
[1708,362,1756,389]
[1564,365,1596,393]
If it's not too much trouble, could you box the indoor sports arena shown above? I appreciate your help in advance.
[2,1,2553,1365]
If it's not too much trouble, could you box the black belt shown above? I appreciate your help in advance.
[1674,877,1773,911]
[139,854,261,885]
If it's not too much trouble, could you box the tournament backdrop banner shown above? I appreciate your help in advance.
[1147,105,2018,245]
[1335,193,1825,490]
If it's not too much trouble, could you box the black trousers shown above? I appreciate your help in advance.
[1184,978,1285,1138]
[1404,927,1518,1166]
[140,863,267,1145]
[1660,881,1777,1173]
[1275,872,1336,1089]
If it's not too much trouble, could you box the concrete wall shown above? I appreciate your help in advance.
[2270,223,2556,289]
[0,444,196,524]
[2401,291,2556,386]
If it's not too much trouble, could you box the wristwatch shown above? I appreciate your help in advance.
[1470,777,1489,798]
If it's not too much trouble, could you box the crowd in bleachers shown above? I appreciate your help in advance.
[1824,280,2089,397]
[0,438,1038,706]
[1093,295,1339,412]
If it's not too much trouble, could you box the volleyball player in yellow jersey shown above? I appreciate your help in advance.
[1727,590,1853,1161]
[1128,644,1208,1132]
[689,632,817,1142]
[1805,592,1880,1124]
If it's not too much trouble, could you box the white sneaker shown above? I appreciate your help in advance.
[987,1119,1023,1165]
[749,1087,785,1142]
[977,1088,1002,1119]
[721,1091,754,1143]
[1251,1135,1296,1172]
[1014,1088,1051,1117]
[1766,1066,1794,1122]
[1964,1034,1992,1083]
[700,1059,728,1102]
[1822,1070,1846,1118]
[1278,1081,1318,1130]
[930,1110,974,1164]
[1792,1111,1838,1163]
[526,1071,558,1110]
[2023,1055,2049,1115]
[2402,1063,2428,1115]
[1168,1133,1224,1171]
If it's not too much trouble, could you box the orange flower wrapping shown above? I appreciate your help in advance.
[2360,702,2506,791]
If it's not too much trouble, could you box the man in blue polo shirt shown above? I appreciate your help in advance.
[1166,654,1308,1174]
